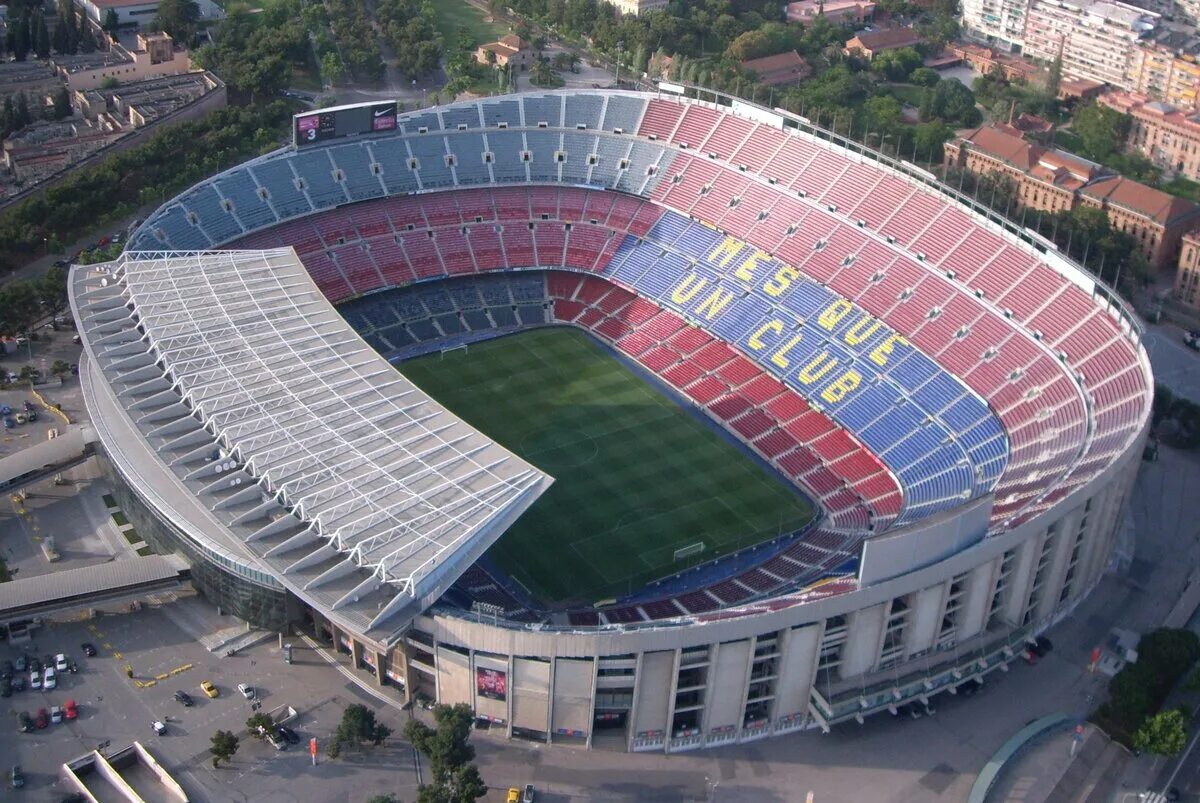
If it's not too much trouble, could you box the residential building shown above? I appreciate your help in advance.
[740,51,812,86]
[1176,229,1200,307]
[57,32,192,92]
[843,28,922,60]
[945,123,1200,270]
[76,0,221,28]
[950,41,1040,81]
[960,0,1032,50]
[786,0,876,25]
[1099,91,1200,181]
[609,0,669,13]
[1125,31,1200,109]
[1022,0,1159,90]
[475,34,533,70]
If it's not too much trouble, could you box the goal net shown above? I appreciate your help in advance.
[673,542,705,562]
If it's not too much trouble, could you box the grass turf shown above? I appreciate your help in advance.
[399,328,816,606]
[431,0,508,49]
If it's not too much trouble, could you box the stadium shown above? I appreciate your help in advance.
[70,87,1151,752]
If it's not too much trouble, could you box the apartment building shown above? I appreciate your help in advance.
[1125,29,1200,109]
[609,0,669,14]
[1023,0,1159,89]
[961,0,1032,50]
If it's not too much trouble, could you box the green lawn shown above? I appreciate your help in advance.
[400,328,815,606]
[432,0,507,48]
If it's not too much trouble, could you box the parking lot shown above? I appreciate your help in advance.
[1,608,422,802]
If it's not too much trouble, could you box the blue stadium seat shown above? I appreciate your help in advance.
[214,170,277,233]
[565,94,603,130]
[522,94,562,128]
[250,160,313,219]
[600,94,646,133]
[409,136,454,189]
[441,102,482,131]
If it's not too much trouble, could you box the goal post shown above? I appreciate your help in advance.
[673,542,705,562]
[439,343,469,360]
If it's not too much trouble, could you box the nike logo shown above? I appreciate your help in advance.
[374,107,392,117]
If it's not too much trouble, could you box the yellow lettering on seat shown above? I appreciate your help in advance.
[844,317,883,346]
[817,300,853,331]
[735,249,772,282]
[771,334,804,368]
[765,266,801,297]
[695,288,735,320]
[822,371,862,403]
[707,236,743,268]
[798,351,838,384]
[671,273,707,304]
[748,320,784,350]
[869,333,910,366]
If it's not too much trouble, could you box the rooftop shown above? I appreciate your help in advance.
[1080,175,1200,225]
[845,27,922,51]
[72,250,551,624]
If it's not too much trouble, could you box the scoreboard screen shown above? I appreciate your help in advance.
[293,101,398,146]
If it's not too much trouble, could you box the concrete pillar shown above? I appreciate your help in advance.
[1003,535,1041,625]
[350,638,363,670]
[904,584,946,659]
[958,561,997,642]
[840,603,886,677]
[374,649,385,686]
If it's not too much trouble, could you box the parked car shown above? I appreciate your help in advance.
[523,784,535,803]
[43,668,56,690]
[506,788,521,803]
[35,708,48,729]
[152,720,167,735]
[173,690,193,707]
[28,657,40,673]
[10,765,23,789]
[55,654,68,671]
[17,712,32,733]
[29,672,41,691]
[237,683,255,700]
[22,400,34,412]
[81,643,97,657]
[50,705,63,724]
[277,725,299,745]
[4,418,14,430]
[12,675,26,692]
[0,660,12,680]
[25,409,36,422]
[200,680,218,698]
[1,677,11,698]
[265,729,287,750]
[14,654,27,673]
[64,699,77,720]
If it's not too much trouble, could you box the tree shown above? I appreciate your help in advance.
[40,265,67,311]
[909,67,940,87]
[152,0,200,42]
[366,796,399,803]
[51,359,70,382]
[246,712,274,737]
[404,703,486,803]
[335,704,392,749]
[210,729,239,767]
[103,8,120,31]
[1072,101,1130,163]
[52,86,71,119]
[34,12,50,59]
[320,51,344,86]
[1134,709,1189,757]
[10,16,30,61]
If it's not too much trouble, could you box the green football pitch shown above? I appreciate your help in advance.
[400,328,816,606]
